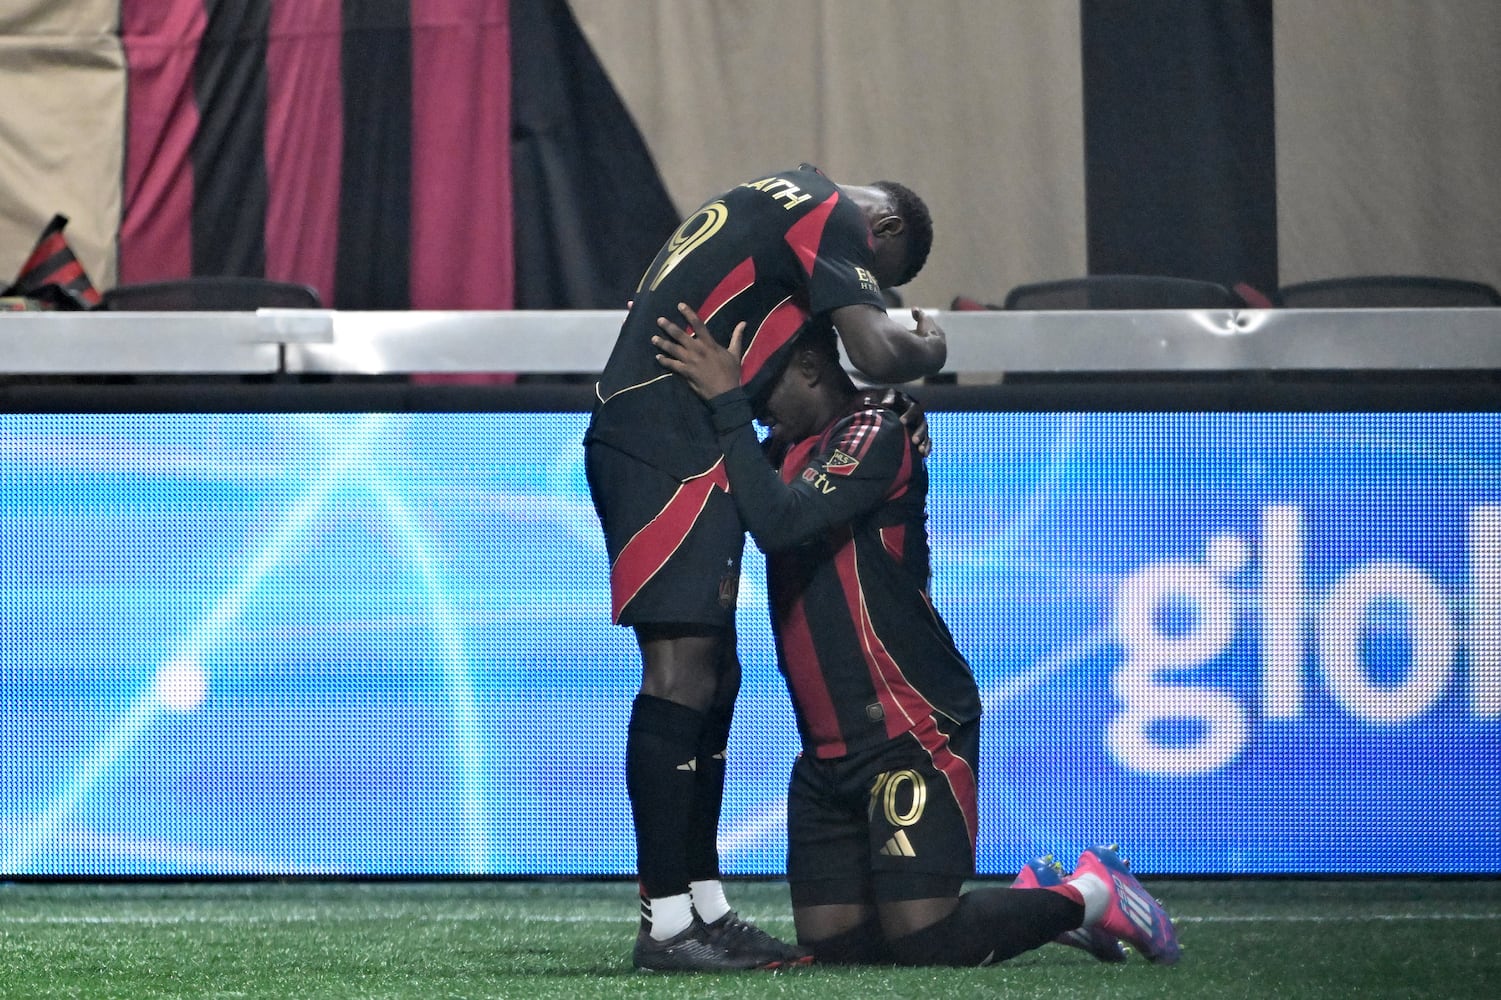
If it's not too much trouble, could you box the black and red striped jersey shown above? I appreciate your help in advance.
[587,164,888,481]
[707,388,982,759]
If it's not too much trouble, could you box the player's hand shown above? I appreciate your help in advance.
[653,302,745,401]
[912,307,944,344]
[882,388,932,457]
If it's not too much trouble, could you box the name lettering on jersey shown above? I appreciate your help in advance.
[854,266,879,293]
[825,449,860,477]
[801,467,839,494]
[643,200,729,291]
[739,175,814,210]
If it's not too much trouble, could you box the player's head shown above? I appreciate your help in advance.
[791,317,840,370]
[845,180,934,289]
[755,320,851,450]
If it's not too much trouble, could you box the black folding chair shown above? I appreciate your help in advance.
[1002,275,1243,310]
[1273,275,1501,308]
[101,277,323,310]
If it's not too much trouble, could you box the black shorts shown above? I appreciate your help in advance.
[787,718,979,907]
[584,439,744,628]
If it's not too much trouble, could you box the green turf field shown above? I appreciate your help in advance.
[2,878,1497,998]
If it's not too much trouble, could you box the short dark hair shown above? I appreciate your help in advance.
[753,318,839,412]
[796,316,840,366]
[872,180,933,287]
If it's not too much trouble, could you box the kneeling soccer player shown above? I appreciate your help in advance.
[653,305,1182,968]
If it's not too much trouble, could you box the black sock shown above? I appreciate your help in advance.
[686,705,733,883]
[626,693,707,899]
[806,916,891,965]
[888,887,1084,967]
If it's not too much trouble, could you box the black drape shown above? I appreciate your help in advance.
[509,0,680,308]
[1081,0,1278,294]
[336,0,413,310]
[193,0,271,278]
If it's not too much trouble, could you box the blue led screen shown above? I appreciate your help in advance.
[2,412,1498,876]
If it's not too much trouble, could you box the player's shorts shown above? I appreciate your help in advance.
[584,438,744,628]
[787,717,979,907]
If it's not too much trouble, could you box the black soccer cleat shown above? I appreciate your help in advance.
[633,919,783,972]
[702,910,813,968]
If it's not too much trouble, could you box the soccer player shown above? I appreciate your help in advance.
[651,307,1183,968]
[584,164,947,971]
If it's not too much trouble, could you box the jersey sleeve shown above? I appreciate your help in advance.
[795,195,888,317]
[707,389,911,552]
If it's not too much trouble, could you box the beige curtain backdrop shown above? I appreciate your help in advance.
[567,0,1087,310]
[1275,0,1501,288]
[0,0,123,291]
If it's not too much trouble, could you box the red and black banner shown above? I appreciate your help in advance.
[115,0,677,311]
[119,0,516,310]
[2,214,103,310]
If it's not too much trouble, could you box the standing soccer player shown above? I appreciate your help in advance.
[652,308,1182,969]
[585,164,946,971]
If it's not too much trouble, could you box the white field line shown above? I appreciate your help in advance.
[3,911,1500,927]
[1174,913,1501,923]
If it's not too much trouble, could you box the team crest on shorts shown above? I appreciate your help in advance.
[825,449,860,476]
[718,562,740,608]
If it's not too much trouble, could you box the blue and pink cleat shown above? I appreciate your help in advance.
[1071,844,1182,966]
[1011,854,1129,963]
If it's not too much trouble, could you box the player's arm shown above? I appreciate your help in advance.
[829,303,947,384]
[713,400,901,552]
[653,311,897,551]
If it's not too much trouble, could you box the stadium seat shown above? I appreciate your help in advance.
[1273,275,1501,308]
[101,276,323,311]
[1001,274,1244,310]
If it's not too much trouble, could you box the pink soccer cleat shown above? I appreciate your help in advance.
[1071,844,1181,966]
[1011,854,1128,963]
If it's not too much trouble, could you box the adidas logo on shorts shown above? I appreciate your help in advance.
[879,830,917,857]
